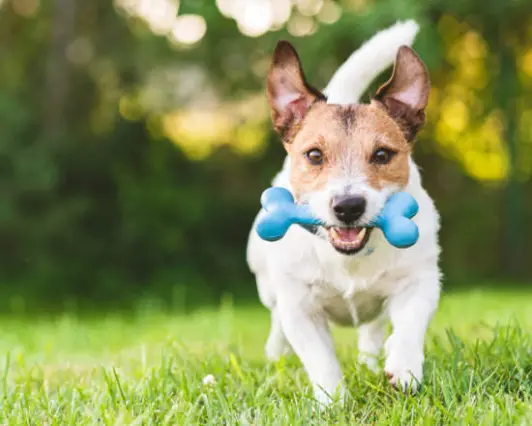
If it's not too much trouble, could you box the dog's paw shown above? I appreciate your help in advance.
[384,337,423,394]
[265,338,291,361]
[384,369,420,394]
[313,384,345,408]
[358,352,380,373]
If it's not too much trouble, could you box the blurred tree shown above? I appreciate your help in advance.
[0,0,530,311]
[426,0,531,277]
[46,0,79,134]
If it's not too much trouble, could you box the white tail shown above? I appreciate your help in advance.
[323,20,419,105]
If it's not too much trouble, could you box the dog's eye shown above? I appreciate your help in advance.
[305,148,324,165]
[370,148,396,165]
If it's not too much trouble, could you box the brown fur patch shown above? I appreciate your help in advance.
[266,43,430,201]
[339,105,357,132]
[286,103,411,199]
[266,41,326,140]
[375,98,425,142]
[374,46,430,142]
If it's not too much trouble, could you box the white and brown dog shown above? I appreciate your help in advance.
[247,21,441,404]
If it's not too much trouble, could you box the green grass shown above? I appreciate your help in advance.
[2,289,532,425]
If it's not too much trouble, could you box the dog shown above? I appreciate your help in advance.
[246,21,441,405]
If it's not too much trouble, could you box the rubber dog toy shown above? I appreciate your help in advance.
[256,187,419,248]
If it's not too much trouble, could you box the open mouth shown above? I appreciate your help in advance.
[327,226,373,255]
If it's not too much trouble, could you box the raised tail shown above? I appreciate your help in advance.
[323,20,419,105]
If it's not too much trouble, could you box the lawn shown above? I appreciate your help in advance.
[1,289,532,425]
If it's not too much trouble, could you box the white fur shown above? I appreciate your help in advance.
[246,20,441,405]
[324,20,420,105]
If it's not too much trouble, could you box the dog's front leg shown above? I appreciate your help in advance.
[276,281,344,405]
[384,268,440,393]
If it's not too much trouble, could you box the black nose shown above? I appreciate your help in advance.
[332,196,366,224]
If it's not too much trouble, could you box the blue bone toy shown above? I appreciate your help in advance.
[256,187,419,248]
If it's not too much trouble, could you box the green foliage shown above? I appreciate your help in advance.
[0,0,531,307]
[2,290,532,423]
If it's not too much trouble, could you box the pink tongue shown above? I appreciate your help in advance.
[336,227,361,242]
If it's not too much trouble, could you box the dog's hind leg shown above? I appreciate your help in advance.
[265,309,291,361]
[357,314,388,372]
[255,274,292,360]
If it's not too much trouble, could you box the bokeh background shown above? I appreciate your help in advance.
[1,0,531,313]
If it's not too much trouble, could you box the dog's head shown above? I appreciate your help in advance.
[267,41,430,255]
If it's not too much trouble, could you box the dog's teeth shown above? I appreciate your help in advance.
[357,228,367,242]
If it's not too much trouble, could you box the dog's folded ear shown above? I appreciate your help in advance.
[374,46,430,142]
[267,41,326,140]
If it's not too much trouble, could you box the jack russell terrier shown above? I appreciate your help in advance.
[247,20,441,404]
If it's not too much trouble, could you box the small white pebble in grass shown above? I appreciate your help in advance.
[202,374,216,386]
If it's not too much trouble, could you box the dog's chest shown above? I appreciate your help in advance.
[309,267,392,326]
[321,289,385,326]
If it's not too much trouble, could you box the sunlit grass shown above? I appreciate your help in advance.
[2,289,532,424]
